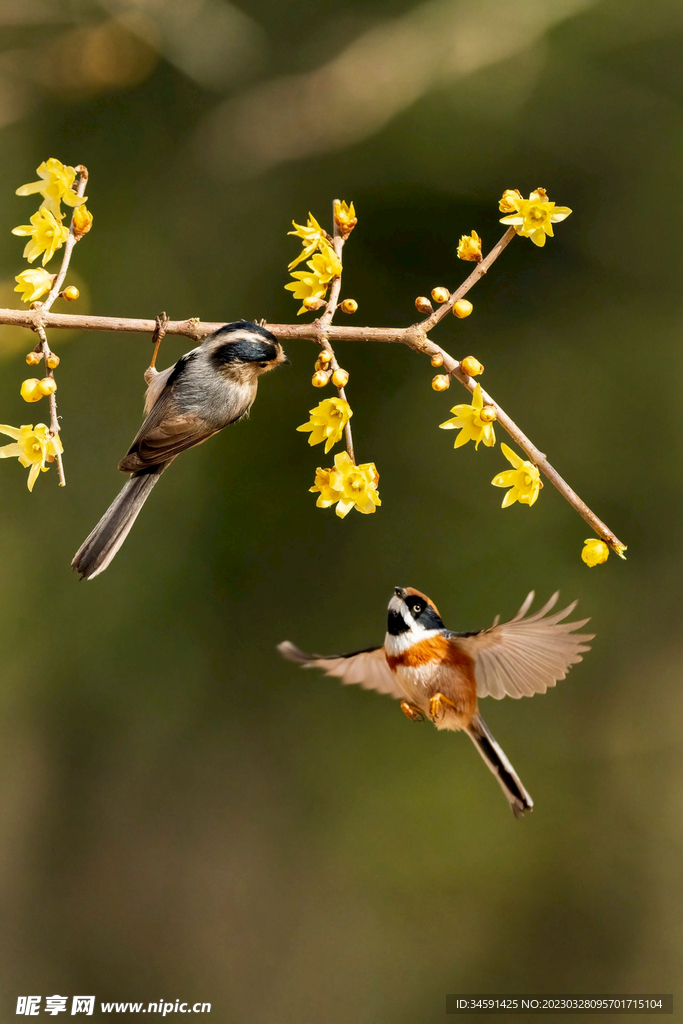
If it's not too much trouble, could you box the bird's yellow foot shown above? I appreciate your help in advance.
[429,692,457,721]
[400,700,424,722]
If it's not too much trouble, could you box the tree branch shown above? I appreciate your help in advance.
[0,227,625,554]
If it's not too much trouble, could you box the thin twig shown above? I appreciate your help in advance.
[0,228,625,552]
[314,201,355,462]
[34,324,65,486]
[27,166,89,487]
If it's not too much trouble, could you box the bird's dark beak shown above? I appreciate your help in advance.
[394,586,407,600]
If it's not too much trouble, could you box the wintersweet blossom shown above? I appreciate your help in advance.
[499,188,572,247]
[288,213,329,269]
[297,398,352,454]
[310,451,381,518]
[0,423,63,491]
[439,384,496,450]
[491,443,542,507]
[457,230,482,261]
[285,244,342,314]
[14,268,53,303]
[12,208,69,265]
[581,538,609,567]
[333,200,357,237]
[15,158,86,218]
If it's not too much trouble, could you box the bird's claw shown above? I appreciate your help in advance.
[400,700,424,722]
[429,692,456,721]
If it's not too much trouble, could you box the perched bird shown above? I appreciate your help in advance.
[279,587,593,817]
[72,320,288,580]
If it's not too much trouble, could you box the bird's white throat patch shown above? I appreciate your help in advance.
[384,628,441,655]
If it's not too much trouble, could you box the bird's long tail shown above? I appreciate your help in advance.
[71,467,163,580]
[466,713,533,818]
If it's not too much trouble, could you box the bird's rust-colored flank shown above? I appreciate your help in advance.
[386,633,475,673]
[403,586,441,617]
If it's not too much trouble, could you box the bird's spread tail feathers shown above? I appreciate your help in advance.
[466,713,533,818]
[71,468,162,580]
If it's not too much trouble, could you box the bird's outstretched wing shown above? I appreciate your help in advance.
[453,592,594,700]
[277,641,403,699]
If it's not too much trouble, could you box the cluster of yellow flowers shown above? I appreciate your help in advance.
[298,398,380,518]
[0,423,63,492]
[1,159,92,489]
[499,187,571,247]
[285,201,356,315]
[439,385,541,508]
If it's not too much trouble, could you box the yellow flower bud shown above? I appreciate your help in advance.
[460,355,484,376]
[312,370,329,388]
[318,349,332,364]
[72,204,93,237]
[303,296,325,311]
[453,299,473,319]
[332,368,349,388]
[415,296,433,315]
[340,298,358,314]
[47,354,60,369]
[62,285,79,301]
[25,351,42,366]
[20,378,44,403]
[480,406,497,423]
[457,230,483,262]
[432,374,450,392]
[39,377,57,396]
[499,189,523,213]
[431,287,450,304]
[581,538,609,567]
[430,353,444,368]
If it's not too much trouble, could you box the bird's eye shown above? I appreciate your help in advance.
[259,362,268,368]
[413,603,423,614]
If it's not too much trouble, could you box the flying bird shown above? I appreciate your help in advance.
[279,586,593,817]
[72,320,288,580]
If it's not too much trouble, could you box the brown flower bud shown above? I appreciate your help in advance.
[415,296,433,315]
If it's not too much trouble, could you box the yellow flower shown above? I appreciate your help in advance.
[439,383,496,450]
[297,397,352,454]
[310,451,381,518]
[288,213,329,269]
[20,379,45,403]
[581,538,609,567]
[72,204,93,237]
[16,158,86,218]
[457,230,482,261]
[0,422,63,491]
[498,189,523,213]
[491,443,542,507]
[333,200,357,237]
[500,189,572,247]
[14,268,53,303]
[12,208,69,266]
[285,244,342,314]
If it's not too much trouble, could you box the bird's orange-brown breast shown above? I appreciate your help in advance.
[386,633,474,674]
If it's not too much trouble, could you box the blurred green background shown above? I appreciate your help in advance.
[0,0,678,1020]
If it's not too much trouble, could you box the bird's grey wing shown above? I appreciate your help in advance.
[278,641,403,699]
[119,361,216,471]
[454,592,594,700]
